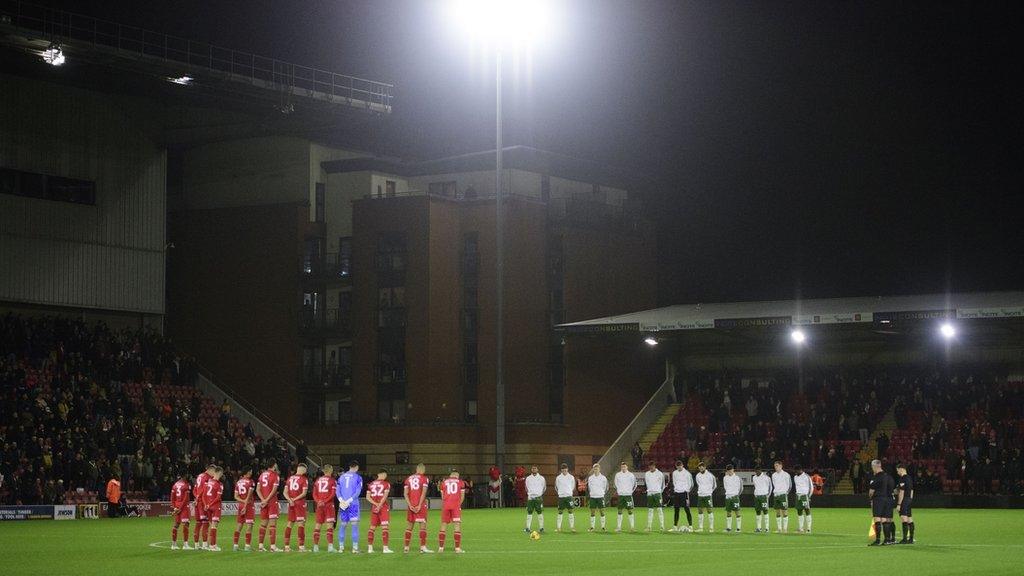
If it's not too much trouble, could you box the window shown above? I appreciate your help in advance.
[377,234,407,275]
[315,183,326,222]
[428,181,457,197]
[303,238,323,274]
[0,167,96,205]
[338,237,352,277]
[385,180,396,197]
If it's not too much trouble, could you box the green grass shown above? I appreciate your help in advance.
[2,508,1023,575]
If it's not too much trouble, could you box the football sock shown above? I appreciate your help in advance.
[698,512,704,530]
[382,530,389,547]
[172,525,178,542]
[647,509,654,529]
[269,524,277,546]
[438,531,446,550]
[538,515,544,530]
[419,528,427,547]
[233,529,240,545]
[404,529,412,547]
[726,517,733,530]
[909,522,915,540]
[338,522,347,548]
[901,521,908,540]
[735,517,741,531]
[258,526,266,545]
[617,514,623,530]
[182,524,189,542]
[350,523,359,549]
[210,525,218,546]
[798,516,805,531]
[314,528,320,545]
[194,523,202,544]
[685,506,692,526]
[526,513,532,530]
[783,517,789,531]
[590,516,595,529]
[708,513,713,531]
[298,526,305,547]
[674,505,680,526]
[568,514,575,529]
[658,507,665,529]
[368,529,375,546]
[201,522,209,543]
[454,531,461,549]
[325,527,333,546]
[776,516,783,531]
[873,521,882,543]
[245,529,251,546]
[628,514,634,530]
[600,515,606,529]
[284,526,292,546]
[806,515,812,532]
[557,514,563,531]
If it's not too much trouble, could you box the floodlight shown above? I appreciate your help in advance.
[790,329,806,344]
[940,323,956,340]
[644,336,658,347]
[42,43,65,66]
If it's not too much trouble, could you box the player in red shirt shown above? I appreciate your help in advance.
[403,463,432,553]
[283,463,309,552]
[256,463,281,552]
[312,464,337,553]
[169,472,191,550]
[204,466,225,551]
[192,464,216,550]
[366,469,394,554]
[232,468,255,551]
[438,469,466,554]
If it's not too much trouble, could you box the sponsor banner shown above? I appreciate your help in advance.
[640,319,715,331]
[714,316,791,329]
[560,322,639,333]
[53,505,76,520]
[874,309,953,323]
[79,504,100,519]
[957,307,1024,320]
[99,501,176,517]
[793,312,872,326]
[0,505,54,520]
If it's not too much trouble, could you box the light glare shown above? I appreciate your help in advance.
[790,329,806,344]
[447,0,553,49]
[644,337,658,347]
[170,75,193,85]
[42,46,65,66]
[940,323,956,339]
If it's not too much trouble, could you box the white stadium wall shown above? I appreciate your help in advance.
[0,73,166,315]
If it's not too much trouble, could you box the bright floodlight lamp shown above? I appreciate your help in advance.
[169,75,194,86]
[447,0,553,48]
[790,329,807,345]
[940,322,956,340]
[42,43,65,66]
[644,336,658,347]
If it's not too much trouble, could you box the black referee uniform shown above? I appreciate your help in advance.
[897,474,915,543]
[868,470,896,545]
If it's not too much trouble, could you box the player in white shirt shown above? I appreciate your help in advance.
[694,462,717,532]
[643,462,667,532]
[586,464,609,532]
[524,465,546,533]
[752,468,773,533]
[792,464,813,533]
[770,461,793,533]
[722,464,743,532]
[613,462,638,532]
[554,463,577,532]
[670,460,694,532]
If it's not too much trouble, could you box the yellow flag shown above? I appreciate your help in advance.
[868,522,876,540]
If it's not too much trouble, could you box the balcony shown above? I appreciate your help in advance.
[546,197,644,233]
[300,361,352,389]
[301,252,352,282]
[300,307,352,337]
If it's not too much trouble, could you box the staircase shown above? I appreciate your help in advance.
[833,403,898,494]
[639,404,682,453]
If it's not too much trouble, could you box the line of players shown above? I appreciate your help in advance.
[523,460,815,534]
[169,461,468,554]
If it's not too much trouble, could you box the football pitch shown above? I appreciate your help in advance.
[2,508,1022,575]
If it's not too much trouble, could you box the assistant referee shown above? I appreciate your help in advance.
[868,459,896,546]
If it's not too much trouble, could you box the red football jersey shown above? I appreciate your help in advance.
[367,479,391,505]
[440,478,466,509]
[204,479,224,506]
[285,474,308,500]
[193,472,210,505]
[313,475,336,504]
[257,469,280,500]
[235,477,255,502]
[404,474,429,505]
[170,479,190,509]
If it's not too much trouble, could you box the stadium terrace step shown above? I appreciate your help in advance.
[639,404,682,453]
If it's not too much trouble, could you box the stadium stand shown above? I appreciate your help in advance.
[0,314,296,506]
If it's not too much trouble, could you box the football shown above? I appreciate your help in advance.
[530,530,541,541]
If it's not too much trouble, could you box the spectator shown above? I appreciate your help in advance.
[105,474,121,518]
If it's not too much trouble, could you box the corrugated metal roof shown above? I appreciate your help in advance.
[558,291,1024,332]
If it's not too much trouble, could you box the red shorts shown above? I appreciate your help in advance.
[370,505,391,527]
[260,499,280,520]
[236,502,255,524]
[174,505,190,523]
[206,504,222,523]
[441,507,461,523]
[315,502,336,524]
[406,506,428,524]
[287,501,307,522]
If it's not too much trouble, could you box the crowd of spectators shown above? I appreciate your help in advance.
[0,314,296,505]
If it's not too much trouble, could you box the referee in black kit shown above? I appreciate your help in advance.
[868,459,896,546]
[896,463,915,544]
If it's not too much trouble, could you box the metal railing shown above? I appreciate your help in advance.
[301,252,352,279]
[300,361,352,388]
[0,0,393,111]
[598,360,676,472]
[299,307,351,334]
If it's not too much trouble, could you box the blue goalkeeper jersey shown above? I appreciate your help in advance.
[337,471,363,504]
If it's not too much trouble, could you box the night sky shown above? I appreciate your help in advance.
[38,0,1024,305]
